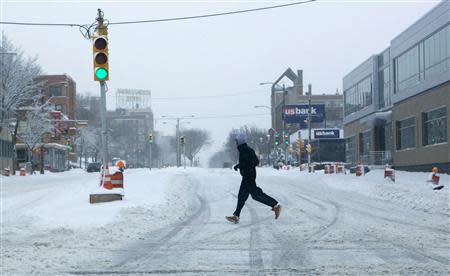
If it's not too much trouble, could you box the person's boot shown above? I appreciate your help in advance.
[225,215,239,224]
[272,204,281,219]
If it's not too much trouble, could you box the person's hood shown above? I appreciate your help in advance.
[237,143,248,152]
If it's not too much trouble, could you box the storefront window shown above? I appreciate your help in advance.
[396,117,416,150]
[345,136,356,165]
[422,107,447,145]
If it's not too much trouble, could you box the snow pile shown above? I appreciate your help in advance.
[259,167,449,214]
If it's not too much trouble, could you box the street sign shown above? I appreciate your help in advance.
[314,129,340,139]
[282,104,326,125]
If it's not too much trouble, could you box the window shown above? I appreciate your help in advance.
[379,66,391,108]
[379,49,390,67]
[344,75,372,116]
[359,131,371,155]
[55,105,63,111]
[423,107,447,146]
[345,136,356,164]
[0,139,13,158]
[396,117,416,150]
[394,24,450,94]
[50,86,63,97]
[395,45,420,93]
[424,24,450,77]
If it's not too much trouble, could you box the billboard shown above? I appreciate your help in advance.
[282,104,326,125]
[314,129,340,139]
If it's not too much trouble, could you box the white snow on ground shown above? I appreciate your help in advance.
[263,168,450,214]
[1,167,449,275]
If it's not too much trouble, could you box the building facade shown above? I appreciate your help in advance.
[15,74,78,171]
[343,1,449,172]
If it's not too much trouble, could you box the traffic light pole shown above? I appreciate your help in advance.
[149,142,152,170]
[307,84,312,172]
[100,81,109,168]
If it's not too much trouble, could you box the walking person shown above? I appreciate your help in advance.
[226,134,281,224]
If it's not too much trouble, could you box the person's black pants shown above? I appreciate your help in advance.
[233,177,278,217]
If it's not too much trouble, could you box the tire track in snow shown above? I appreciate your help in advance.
[110,175,207,269]
[247,204,264,275]
[227,192,264,274]
[282,179,449,267]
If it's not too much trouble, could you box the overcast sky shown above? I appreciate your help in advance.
[1,0,439,164]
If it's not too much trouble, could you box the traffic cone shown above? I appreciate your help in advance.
[102,165,113,190]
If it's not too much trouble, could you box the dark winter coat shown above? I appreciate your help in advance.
[235,143,259,179]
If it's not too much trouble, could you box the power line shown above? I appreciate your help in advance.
[0,0,315,27]
[188,113,270,120]
[152,89,263,101]
[109,0,316,25]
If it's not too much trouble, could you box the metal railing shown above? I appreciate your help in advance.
[360,151,392,166]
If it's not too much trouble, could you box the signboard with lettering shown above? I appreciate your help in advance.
[314,129,340,139]
[282,104,326,125]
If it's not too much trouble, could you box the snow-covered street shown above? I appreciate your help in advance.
[1,168,449,275]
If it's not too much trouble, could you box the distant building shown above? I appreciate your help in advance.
[343,1,449,172]
[107,107,154,167]
[271,68,344,135]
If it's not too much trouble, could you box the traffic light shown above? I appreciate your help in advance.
[284,135,289,145]
[66,139,73,152]
[180,136,185,145]
[93,35,109,81]
[274,132,280,145]
[148,133,154,144]
[296,138,303,153]
[306,143,312,153]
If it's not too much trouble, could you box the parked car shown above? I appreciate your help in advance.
[86,162,102,173]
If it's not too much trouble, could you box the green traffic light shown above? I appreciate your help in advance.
[95,68,108,80]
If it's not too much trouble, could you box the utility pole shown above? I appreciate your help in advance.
[282,84,288,165]
[307,83,312,172]
[176,118,180,167]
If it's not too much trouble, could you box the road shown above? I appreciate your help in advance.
[2,168,449,275]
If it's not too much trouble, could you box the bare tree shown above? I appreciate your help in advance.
[224,126,269,163]
[16,105,54,170]
[75,126,101,167]
[1,36,43,173]
[1,36,43,122]
[181,128,211,166]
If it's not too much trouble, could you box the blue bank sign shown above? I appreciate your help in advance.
[314,129,340,139]
[283,104,326,125]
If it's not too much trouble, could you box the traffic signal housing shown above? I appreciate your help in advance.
[296,138,303,153]
[93,35,109,81]
[148,133,154,144]
[284,135,290,145]
[274,132,280,145]
[180,136,185,145]
[306,143,312,153]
